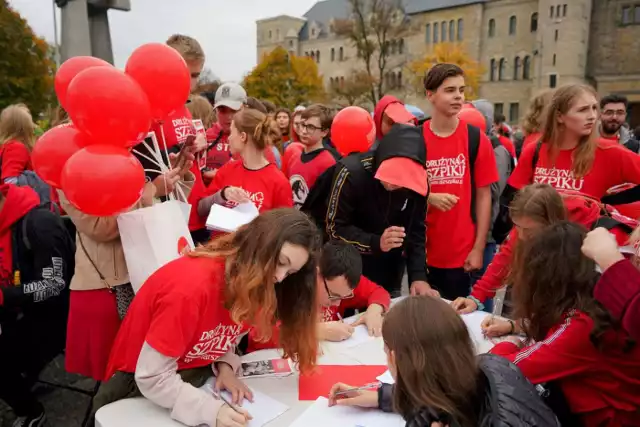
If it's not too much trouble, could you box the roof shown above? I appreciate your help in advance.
[299,0,486,40]
[256,14,306,24]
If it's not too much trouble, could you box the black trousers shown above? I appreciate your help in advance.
[426,266,472,301]
[362,255,405,298]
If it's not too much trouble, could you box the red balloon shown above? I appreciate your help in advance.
[61,145,146,216]
[458,107,486,131]
[66,67,152,147]
[32,125,89,188]
[331,107,376,156]
[55,56,112,109]
[125,43,191,120]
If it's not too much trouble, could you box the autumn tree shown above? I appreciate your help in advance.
[407,43,484,100]
[243,47,326,109]
[333,0,413,105]
[330,70,375,106]
[0,0,56,116]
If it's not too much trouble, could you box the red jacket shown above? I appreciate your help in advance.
[596,259,640,341]
[491,310,640,427]
[0,141,32,181]
[246,275,390,353]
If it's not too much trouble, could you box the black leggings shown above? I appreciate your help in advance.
[426,266,472,301]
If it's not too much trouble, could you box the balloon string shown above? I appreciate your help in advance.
[158,122,175,201]
[132,149,164,172]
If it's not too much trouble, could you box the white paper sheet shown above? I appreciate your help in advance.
[322,324,376,354]
[202,379,289,427]
[206,202,259,232]
[376,370,394,385]
[289,397,404,427]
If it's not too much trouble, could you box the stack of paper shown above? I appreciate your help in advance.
[206,202,259,232]
[289,397,405,427]
[240,358,293,379]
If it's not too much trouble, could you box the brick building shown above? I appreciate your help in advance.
[256,0,640,126]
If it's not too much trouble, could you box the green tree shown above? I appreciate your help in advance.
[243,47,326,109]
[0,0,56,116]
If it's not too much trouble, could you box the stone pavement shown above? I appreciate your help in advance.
[0,355,97,427]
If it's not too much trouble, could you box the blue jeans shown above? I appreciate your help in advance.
[470,243,497,313]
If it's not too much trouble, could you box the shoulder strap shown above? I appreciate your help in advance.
[22,209,31,251]
[205,130,225,153]
[532,139,543,171]
[467,124,481,224]
[591,216,635,234]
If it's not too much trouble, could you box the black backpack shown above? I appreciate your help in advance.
[490,136,516,244]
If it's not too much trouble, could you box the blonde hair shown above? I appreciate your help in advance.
[0,105,36,150]
[540,84,599,178]
[187,95,214,128]
[522,90,553,135]
[166,34,205,63]
[233,108,281,151]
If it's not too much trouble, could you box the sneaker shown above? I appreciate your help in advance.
[11,411,45,427]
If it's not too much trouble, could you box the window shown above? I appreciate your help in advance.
[555,29,559,41]
[622,6,632,24]
[490,59,496,81]
[289,40,294,48]
[449,20,455,41]
[329,77,334,87]
[426,23,431,43]
[398,71,402,87]
[434,22,439,43]
[562,4,567,17]
[276,29,280,40]
[399,39,405,54]
[457,19,464,40]
[509,103,520,123]
[495,103,504,115]
[269,30,272,39]
[549,74,557,88]
[530,12,538,32]
[311,28,316,37]
[553,53,556,65]
[339,47,344,61]
[513,56,521,80]
[310,51,315,60]
[549,6,554,18]
[441,21,447,41]
[316,50,320,63]
[340,76,345,88]
[331,48,335,61]
[636,5,640,23]
[523,56,531,79]
[509,16,517,35]
[391,40,397,54]
[498,58,506,80]
[488,19,495,37]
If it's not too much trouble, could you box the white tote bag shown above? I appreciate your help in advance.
[117,200,194,293]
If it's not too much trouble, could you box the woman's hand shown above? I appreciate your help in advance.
[352,305,383,337]
[328,383,379,408]
[215,362,254,405]
[152,168,182,198]
[451,297,478,314]
[193,133,208,153]
[582,227,625,271]
[481,316,513,338]
[223,187,251,204]
[319,321,354,342]
[215,404,252,427]
[428,193,459,211]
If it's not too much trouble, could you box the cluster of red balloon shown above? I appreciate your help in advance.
[331,106,376,157]
[33,44,191,216]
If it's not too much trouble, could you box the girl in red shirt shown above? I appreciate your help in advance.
[198,109,292,219]
[490,221,640,427]
[96,209,321,427]
[508,84,640,200]
[0,104,35,184]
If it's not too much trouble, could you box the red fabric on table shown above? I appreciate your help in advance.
[298,365,387,401]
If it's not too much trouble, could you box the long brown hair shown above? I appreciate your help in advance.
[540,84,598,177]
[511,221,620,348]
[383,297,480,426]
[0,105,36,150]
[187,94,214,128]
[521,90,552,136]
[233,108,281,151]
[190,209,321,372]
[509,183,567,225]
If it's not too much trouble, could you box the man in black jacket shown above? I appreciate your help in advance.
[322,124,437,297]
[0,184,75,427]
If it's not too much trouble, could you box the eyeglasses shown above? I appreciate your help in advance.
[300,123,324,133]
[602,109,626,118]
[324,278,354,302]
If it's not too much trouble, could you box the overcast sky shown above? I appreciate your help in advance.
[8,0,317,81]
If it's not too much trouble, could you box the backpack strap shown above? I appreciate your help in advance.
[467,124,481,223]
[591,216,635,234]
[531,140,543,176]
[22,209,31,251]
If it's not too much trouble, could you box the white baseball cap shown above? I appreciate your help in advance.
[214,83,248,111]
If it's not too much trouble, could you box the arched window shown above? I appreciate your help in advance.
[425,23,431,43]
[340,76,345,88]
[490,58,496,81]
[523,56,531,80]
[398,39,404,54]
[391,40,397,55]
[316,50,320,63]
[397,71,402,87]
[434,22,439,43]
[509,15,517,35]
[441,21,447,41]
[457,18,464,40]
[339,47,344,61]
[331,48,335,61]
[329,77,334,87]
[530,12,538,32]
[488,19,496,37]
[513,56,521,80]
[449,20,455,41]
[498,58,506,80]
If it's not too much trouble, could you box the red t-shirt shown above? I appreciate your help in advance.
[207,160,293,212]
[282,143,304,175]
[151,107,195,150]
[523,132,542,148]
[205,124,231,171]
[285,148,338,209]
[105,256,249,377]
[0,141,32,180]
[508,141,640,200]
[423,122,499,268]
[498,135,516,158]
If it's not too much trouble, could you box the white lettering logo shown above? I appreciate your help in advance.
[183,323,244,364]
[426,154,466,185]
[321,306,335,322]
[533,167,585,192]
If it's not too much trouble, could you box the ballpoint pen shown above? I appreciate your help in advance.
[333,382,381,397]
[212,390,245,415]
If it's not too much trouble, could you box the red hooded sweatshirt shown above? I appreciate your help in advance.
[0,185,40,292]
[373,95,404,141]
[470,196,635,303]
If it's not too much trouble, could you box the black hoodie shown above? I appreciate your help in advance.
[324,124,428,292]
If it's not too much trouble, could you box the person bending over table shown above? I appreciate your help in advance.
[328,297,558,427]
[245,241,391,352]
[93,209,322,427]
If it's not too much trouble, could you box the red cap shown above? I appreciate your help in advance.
[384,103,416,125]
[375,157,428,196]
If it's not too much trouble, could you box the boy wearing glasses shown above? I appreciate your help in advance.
[285,104,340,209]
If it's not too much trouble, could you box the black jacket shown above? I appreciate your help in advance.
[1,206,75,321]
[323,124,428,289]
[378,354,559,427]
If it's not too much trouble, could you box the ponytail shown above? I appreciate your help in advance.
[234,108,281,151]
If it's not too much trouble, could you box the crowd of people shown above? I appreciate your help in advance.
[0,32,639,427]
